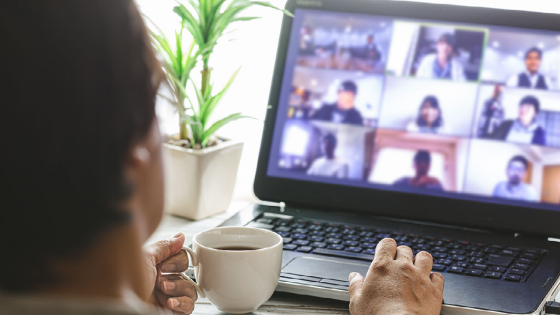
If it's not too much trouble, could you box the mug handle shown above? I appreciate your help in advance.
[179,246,206,299]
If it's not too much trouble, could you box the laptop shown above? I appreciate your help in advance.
[219,0,560,313]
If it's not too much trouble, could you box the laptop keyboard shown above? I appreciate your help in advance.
[250,215,547,283]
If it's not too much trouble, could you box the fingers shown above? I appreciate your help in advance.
[430,272,445,293]
[348,272,364,301]
[145,232,186,266]
[395,245,413,262]
[414,251,434,274]
[371,238,397,266]
[154,291,195,315]
[159,274,198,302]
[161,250,190,273]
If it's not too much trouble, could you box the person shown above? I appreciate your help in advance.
[299,25,316,56]
[493,156,538,202]
[507,48,552,90]
[478,85,505,138]
[394,151,444,191]
[307,134,349,179]
[311,81,364,125]
[491,95,546,145]
[0,2,444,315]
[407,96,447,134]
[365,34,382,62]
[416,33,466,81]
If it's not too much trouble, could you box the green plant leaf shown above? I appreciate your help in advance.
[173,4,205,45]
[251,1,294,17]
[201,113,253,146]
[200,68,240,126]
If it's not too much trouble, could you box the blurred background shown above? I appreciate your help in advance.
[135,0,560,202]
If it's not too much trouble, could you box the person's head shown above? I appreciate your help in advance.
[417,96,442,128]
[436,33,456,61]
[525,47,543,74]
[301,25,313,36]
[367,34,375,44]
[507,156,530,186]
[413,150,432,177]
[336,81,358,110]
[321,134,338,159]
[518,95,540,126]
[1,1,163,292]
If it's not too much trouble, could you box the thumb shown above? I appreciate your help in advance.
[145,232,186,266]
[348,272,364,300]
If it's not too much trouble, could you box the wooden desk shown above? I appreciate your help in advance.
[147,201,350,314]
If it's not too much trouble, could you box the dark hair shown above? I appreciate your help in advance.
[525,47,543,60]
[509,156,529,170]
[519,95,541,114]
[0,0,161,292]
[438,33,456,52]
[417,95,443,128]
[338,81,358,95]
[323,134,338,148]
[414,150,432,164]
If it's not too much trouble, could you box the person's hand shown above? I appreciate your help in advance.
[348,238,444,315]
[144,232,198,314]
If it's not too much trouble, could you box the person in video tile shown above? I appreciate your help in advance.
[491,95,546,145]
[311,81,364,125]
[393,150,444,191]
[478,85,505,138]
[416,34,466,81]
[361,34,382,62]
[307,134,349,179]
[507,48,552,90]
[406,96,447,134]
[299,25,315,56]
[492,155,538,202]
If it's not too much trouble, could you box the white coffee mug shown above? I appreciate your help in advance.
[181,227,283,314]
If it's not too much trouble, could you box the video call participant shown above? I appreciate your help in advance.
[311,81,364,125]
[507,48,552,90]
[416,33,466,81]
[407,96,447,134]
[493,155,538,202]
[393,150,444,191]
[307,134,349,179]
[299,25,315,56]
[491,95,546,145]
[478,85,505,138]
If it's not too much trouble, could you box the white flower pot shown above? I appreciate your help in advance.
[163,140,244,220]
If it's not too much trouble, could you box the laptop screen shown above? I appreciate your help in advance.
[266,8,560,212]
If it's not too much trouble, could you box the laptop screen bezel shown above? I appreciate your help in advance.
[254,0,560,238]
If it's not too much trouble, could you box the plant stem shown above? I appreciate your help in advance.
[201,59,211,97]
[180,122,189,140]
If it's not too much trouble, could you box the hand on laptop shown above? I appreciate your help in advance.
[348,238,444,315]
[144,232,198,314]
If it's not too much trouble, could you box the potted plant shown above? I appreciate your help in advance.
[147,0,291,220]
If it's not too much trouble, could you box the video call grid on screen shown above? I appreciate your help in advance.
[267,9,560,210]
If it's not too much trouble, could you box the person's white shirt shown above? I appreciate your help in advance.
[506,71,553,90]
[406,120,449,135]
[307,157,349,179]
[416,54,466,81]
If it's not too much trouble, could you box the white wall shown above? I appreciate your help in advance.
[379,77,479,137]
[386,22,420,76]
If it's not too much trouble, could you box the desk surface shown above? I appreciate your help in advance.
[147,201,350,314]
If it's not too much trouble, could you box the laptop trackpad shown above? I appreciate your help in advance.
[282,256,370,282]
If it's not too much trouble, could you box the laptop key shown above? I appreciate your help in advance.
[501,250,519,257]
[344,235,361,241]
[309,236,324,242]
[513,263,529,270]
[433,247,448,252]
[328,244,345,251]
[432,264,446,271]
[484,271,503,279]
[486,255,514,267]
[310,231,326,237]
[436,259,453,266]
[448,266,464,274]
[346,247,363,253]
[518,258,533,265]
[283,244,297,251]
[455,262,469,268]
[468,251,484,258]
[509,269,525,276]
[297,246,313,253]
[471,264,488,270]
[278,232,291,237]
[292,234,307,240]
[310,242,327,248]
[466,269,483,277]
[363,249,376,255]
[283,238,293,244]
[326,238,342,244]
[276,227,292,232]
[469,257,485,264]
[343,241,360,247]
[293,240,310,246]
[361,242,377,249]
[433,253,448,259]
[450,249,466,255]
[362,237,378,243]
[450,255,466,261]
[489,266,507,273]
[313,248,374,261]
[522,253,537,259]
[505,274,522,282]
